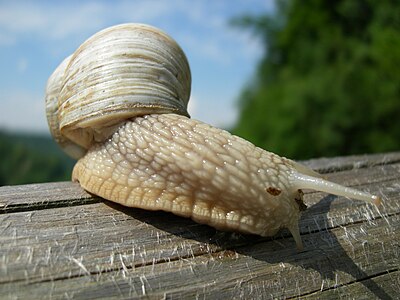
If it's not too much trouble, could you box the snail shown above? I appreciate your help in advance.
[45,23,380,250]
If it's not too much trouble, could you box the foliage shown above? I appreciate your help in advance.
[232,0,400,159]
[0,131,74,185]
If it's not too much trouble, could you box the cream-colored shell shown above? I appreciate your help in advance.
[46,23,191,158]
[46,55,87,159]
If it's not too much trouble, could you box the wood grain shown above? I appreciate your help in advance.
[0,152,399,299]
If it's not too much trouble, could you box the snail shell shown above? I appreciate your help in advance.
[46,23,190,159]
[46,23,380,250]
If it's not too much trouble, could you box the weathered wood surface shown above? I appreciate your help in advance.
[0,152,399,299]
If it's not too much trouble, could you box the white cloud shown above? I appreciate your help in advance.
[0,90,48,133]
[226,26,264,59]
[0,2,46,32]
[169,1,265,66]
[0,32,16,46]
[0,0,265,62]
[17,58,28,73]
[187,94,198,117]
[0,1,105,40]
[176,0,225,28]
[178,34,232,65]
[45,2,106,40]
[0,1,176,41]
[188,93,238,129]
[115,0,173,23]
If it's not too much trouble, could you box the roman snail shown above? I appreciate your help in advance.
[45,23,380,250]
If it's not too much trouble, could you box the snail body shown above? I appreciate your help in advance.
[46,24,380,250]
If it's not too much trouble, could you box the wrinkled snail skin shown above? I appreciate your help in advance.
[72,114,305,247]
[47,23,381,251]
[71,114,380,251]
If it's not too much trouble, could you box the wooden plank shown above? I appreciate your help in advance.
[301,151,400,173]
[0,152,399,299]
[0,214,398,299]
[0,164,398,284]
[301,271,400,300]
[0,181,98,213]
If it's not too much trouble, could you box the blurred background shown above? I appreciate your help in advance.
[0,0,399,185]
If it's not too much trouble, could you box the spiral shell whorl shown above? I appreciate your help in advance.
[45,55,87,159]
[47,23,191,157]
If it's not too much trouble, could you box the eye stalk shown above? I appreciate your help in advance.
[290,171,381,206]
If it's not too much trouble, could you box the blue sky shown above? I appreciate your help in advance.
[0,0,273,134]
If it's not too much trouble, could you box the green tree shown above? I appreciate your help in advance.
[0,131,74,185]
[233,0,400,159]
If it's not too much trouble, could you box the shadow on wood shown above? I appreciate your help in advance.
[104,194,392,299]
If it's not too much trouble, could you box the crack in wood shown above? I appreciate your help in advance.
[0,197,100,214]
[286,268,399,299]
